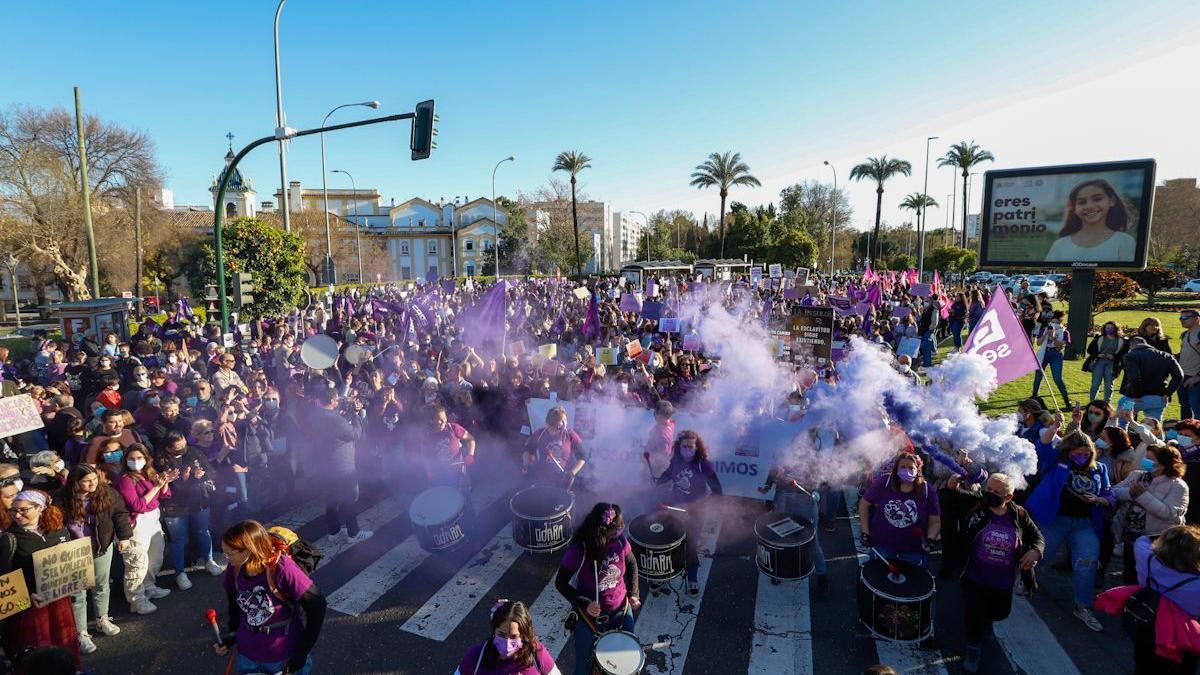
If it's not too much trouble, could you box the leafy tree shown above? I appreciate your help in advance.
[690,151,761,258]
[925,246,977,274]
[1130,265,1185,306]
[182,217,306,320]
[938,141,994,247]
[887,253,916,271]
[479,198,531,276]
[850,156,912,263]
[1060,271,1140,313]
[778,180,854,273]
[529,213,594,276]
[551,150,591,278]
[771,226,818,268]
[900,193,938,265]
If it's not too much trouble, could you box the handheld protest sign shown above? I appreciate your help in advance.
[33,538,94,603]
[300,334,340,370]
[0,395,44,438]
[0,570,31,620]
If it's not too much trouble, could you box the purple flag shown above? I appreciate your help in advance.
[462,281,508,348]
[866,282,882,308]
[961,285,1040,386]
[582,289,600,340]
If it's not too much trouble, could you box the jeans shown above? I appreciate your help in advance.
[1119,394,1166,424]
[235,652,312,675]
[949,319,965,349]
[1032,349,1070,405]
[821,485,842,525]
[71,543,114,634]
[326,474,361,537]
[163,508,213,574]
[920,333,935,368]
[1038,514,1099,607]
[1089,358,1115,402]
[1180,379,1200,420]
[573,603,634,675]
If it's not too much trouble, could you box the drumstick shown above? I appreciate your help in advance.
[658,503,688,514]
[871,547,901,576]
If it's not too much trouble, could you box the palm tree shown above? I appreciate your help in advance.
[552,150,592,278]
[938,141,994,248]
[900,192,939,268]
[850,155,912,263]
[690,151,761,258]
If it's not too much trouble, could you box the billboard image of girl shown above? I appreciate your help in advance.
[1044,179,1136,262]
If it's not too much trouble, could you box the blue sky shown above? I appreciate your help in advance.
[4,1,1199,231]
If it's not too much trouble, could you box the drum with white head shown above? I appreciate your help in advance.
[592,630,645,675]
[299,334,339,370]
[345,343,370,366]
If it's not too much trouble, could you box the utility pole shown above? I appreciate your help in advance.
[274,0,291,232]
[74,87,100,299]
[135,187,144,317]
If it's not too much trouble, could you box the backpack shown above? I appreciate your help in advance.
[268,525,323,574]
[1122,552,1200,644]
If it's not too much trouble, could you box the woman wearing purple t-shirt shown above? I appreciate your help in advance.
[523,407,585,492]
[214,520,326,675]
[859,452,941,568]
[554,503,640,675]
[454,600,561,675]
[655,431,723,593]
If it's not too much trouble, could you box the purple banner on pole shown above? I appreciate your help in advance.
[962,285,1040,386]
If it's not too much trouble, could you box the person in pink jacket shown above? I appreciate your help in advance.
[114,443,179,614]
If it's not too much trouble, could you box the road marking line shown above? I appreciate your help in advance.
[994,596,1082,675]
[326,536,431,616]
[401,524,523,641]
[526,568,575,659]
[748,572,813,675]
[271,499,326,531]
[313,495,408,569]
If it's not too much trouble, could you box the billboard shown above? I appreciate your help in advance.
[978,159,1155,270]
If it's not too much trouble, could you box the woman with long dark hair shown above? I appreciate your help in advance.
[554,502,639,675]
[62,464,132,654]
[859,451,941,568]
[454,599,560,675]
[115,443,177,615]
[1045,179,1136,263]
[655,430,723,593]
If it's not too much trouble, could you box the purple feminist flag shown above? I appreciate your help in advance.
[462,281,508,349]
[582,289,600,340]
[962,285,1040,386]
[866,282,882,308]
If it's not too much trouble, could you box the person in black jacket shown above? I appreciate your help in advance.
[1120,337,1185,423]
[917,297,941,368]
[61,465,133,654]
[154,430,224,591]
[302,385,369,543]
[146,395,193,453]
[1083,321,1129,403]
[943,473,1045,673]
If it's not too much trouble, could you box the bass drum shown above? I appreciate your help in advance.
[627,511,686,583]
[857,557,935,643]
[409,486,467,552]
[753,512,815,581]
[510,486,574,553]
[592,630,645,675]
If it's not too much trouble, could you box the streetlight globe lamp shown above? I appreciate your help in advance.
[492,156,516,278]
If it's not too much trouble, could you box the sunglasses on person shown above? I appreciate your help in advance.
[7,505,38,517]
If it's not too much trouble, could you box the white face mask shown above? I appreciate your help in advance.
[53,460,65,472]
[898,364,911,374]
[128,458,147,472]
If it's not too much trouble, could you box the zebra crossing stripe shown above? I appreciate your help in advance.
[526,571,575,659]
[326,536,431,617]
[993,597,1082,675]
[748,573,813,675]
[401,524,524,641]
[271,499,326,531]
[313,495,409,569]
[634,518,723,675]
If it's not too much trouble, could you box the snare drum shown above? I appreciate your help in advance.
[510,486,574,553]
[856,557,935,642]
[409,486,467,552]
[628,512,686,582]
[753,512,815,581]
[592,630,645,675]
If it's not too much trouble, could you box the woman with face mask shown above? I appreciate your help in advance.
[1113,444,1188,585]
[943,472,1044,673]
[859,452,942,568]
[554,503,639,675]
[62,464,133,654]
[454,600,560,675]
[523,407,585,492]
[115,443,178,615]
[1031,310,1073,408]
[1023,432,1114,631]
[154,430,224,591]
[1084,321,1128,403]
[3,489,81,668]
[655,431,723,594]
[1165,419,1200,525]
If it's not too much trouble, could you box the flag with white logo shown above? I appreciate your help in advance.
[961,285,1040,386]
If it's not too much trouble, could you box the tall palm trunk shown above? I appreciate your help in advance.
[570,176,582,278]
[719,190,730,259]
[871,186,883,263]
[960,168,969,249]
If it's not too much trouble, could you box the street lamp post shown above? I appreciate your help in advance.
[331,169,364,284]
[4,254,19,328]
[321,100,380,285]
[823,161,837,277]
[966,171,980,249]
[628,210,649,262]
[273,0,291,233]
[919,135,938,280]
[491,156,515,278]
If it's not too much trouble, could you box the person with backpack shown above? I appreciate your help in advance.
[214,520,327,675]
[453,599,560,675]
[1113,445,1189,585]
[943,473,1045,673]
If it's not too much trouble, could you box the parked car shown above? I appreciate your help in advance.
[1027,278,1058,298]
[967,271,993,283]
[1184,278,1200,294]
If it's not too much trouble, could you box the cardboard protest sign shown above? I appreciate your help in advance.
[537,344,557,360]
[750,267,763,286]
[619,293,643,313]
[789,307,835,364]
[891,306,912,319]
[0,570,31,620]
[509,340,526,357]
[640,300,663,321]
[898,337,922,359]
[768,263,782,278]
[625,340,643,358]
[607,288,619,299]
[222,333,235,348]
[910,283,932,297]
[573,287,591,300]
[645,279,658,298]
[32,538,95,602]
[596,347,619,366]
[0,395,43,439]
[783,288,800,300]
[794,267,810,285]
[658,317,681,333]
[682,334,701,351]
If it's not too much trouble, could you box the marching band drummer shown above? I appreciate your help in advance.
[523,407,586,492]
[554,503,639,675]
[757,462,828,596]
[858,451,941,568]
[655,431,723,595]
[418,405,476,492]
[454,600,561,675]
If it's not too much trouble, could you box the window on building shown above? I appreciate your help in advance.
[428,264,439,278]
[401,266,411,280]
[225,202,236,218]
[465,263,476,277]
[482,239,493,251]
[400,241,410,255]
[464,240,474,252]
[428,241,438,254]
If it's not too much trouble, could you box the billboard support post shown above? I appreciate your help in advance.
[1066,268,1095,359]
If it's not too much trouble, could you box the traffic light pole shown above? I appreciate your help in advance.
[211,111,415,332]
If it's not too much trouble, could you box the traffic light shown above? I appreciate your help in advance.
[232,272,255,309]
[410,99,437,160]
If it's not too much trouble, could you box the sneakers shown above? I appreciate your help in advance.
[962,643,982,673]
[144,585,171,600]
[346,530,374,545]
[129,599,158,615]
[176,572,192,591]
[205,559,226,576]
[688,580,699,596]
[1074,605,1104,632]
[79,633,97,654]
[94,616,120,636]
